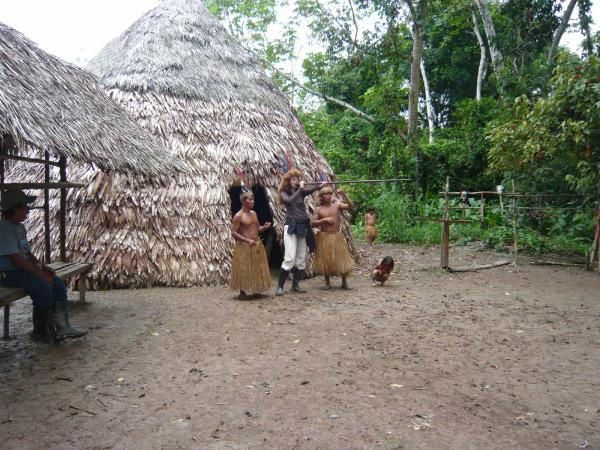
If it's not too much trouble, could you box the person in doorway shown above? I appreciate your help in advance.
[364,208,378,248]
[230,190,272,299]
[276,169,325,296]
[310,186,355,289]
[0,189,87,343]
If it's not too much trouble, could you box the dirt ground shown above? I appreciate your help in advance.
[1,242,599,450]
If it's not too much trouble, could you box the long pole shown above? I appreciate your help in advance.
[305,178,411,185]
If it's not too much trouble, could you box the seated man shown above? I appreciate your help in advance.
[0,189,86,343]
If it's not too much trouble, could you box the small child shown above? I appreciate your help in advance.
[364,208,377,248]
[372,256,394,287]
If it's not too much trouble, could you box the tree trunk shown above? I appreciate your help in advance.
[472,11,487,101]
[405,0,427,186]
[548,0,578,65]
[407,0,426,141]
[474,0,501,73]
[420,59,435,144]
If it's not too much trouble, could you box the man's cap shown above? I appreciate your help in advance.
[1,189,36,210]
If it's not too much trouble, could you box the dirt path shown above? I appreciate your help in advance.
[1,243,599,449]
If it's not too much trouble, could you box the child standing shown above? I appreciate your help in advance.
[364,208,378,248]
[230,190,272,299]
[310,186,355,289]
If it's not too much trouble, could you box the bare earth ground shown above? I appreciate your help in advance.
[1,242,599,450]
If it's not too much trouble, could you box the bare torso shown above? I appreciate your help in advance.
[365,213,376,226]
[314,203,342,232]
[233,210,260,241]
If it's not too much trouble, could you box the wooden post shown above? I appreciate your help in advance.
[480,193,485,228]
[44,151,51,263]
[441,177,450,269]
[3,305,9,340]
[0,144,5,187]
[512,180,518,265]
[78,272,88,303]
[59,156,67,262]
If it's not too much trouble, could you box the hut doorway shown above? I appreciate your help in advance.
[229,184,283,268]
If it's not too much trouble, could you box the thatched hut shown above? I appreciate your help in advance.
[0,21,177,175]
[0,21,180,277]
[71,0,351,288]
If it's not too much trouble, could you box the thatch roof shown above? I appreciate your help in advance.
[86,0,290,112]
[17,0,352,288]
[0,21,179,176]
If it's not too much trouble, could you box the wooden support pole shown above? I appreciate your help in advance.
[59,156,67,262]
[44,151,51,263]
[512,180,518,266]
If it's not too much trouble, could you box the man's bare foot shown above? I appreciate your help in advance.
[321,285,332,290]
[238,291,249,300]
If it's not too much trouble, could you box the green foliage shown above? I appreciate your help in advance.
[205,0,599,256]
[488,56,600,195]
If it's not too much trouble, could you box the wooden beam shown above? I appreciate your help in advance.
[0,153,61,166]
[415,217,472,223]
[0,182,85,190]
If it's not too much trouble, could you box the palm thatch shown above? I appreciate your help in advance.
[0,21,178,175]
[16,0,354,288]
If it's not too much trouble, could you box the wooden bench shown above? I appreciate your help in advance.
[1,261,92,339]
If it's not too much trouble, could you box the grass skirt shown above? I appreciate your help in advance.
[365,225,378,242]
[313,231,354,276]
[230,241,272,294]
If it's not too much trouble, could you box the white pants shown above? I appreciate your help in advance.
[282,225,307,271]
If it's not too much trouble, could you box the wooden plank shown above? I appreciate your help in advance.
[0,263,92,306]
[0,287,29,305]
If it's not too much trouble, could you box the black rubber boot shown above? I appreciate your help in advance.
[291,268,307,293]
[31,306,58,344]
[276,269,289,296]
[54,301,87,339]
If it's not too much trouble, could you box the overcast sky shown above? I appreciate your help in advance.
[1,0,599,67]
